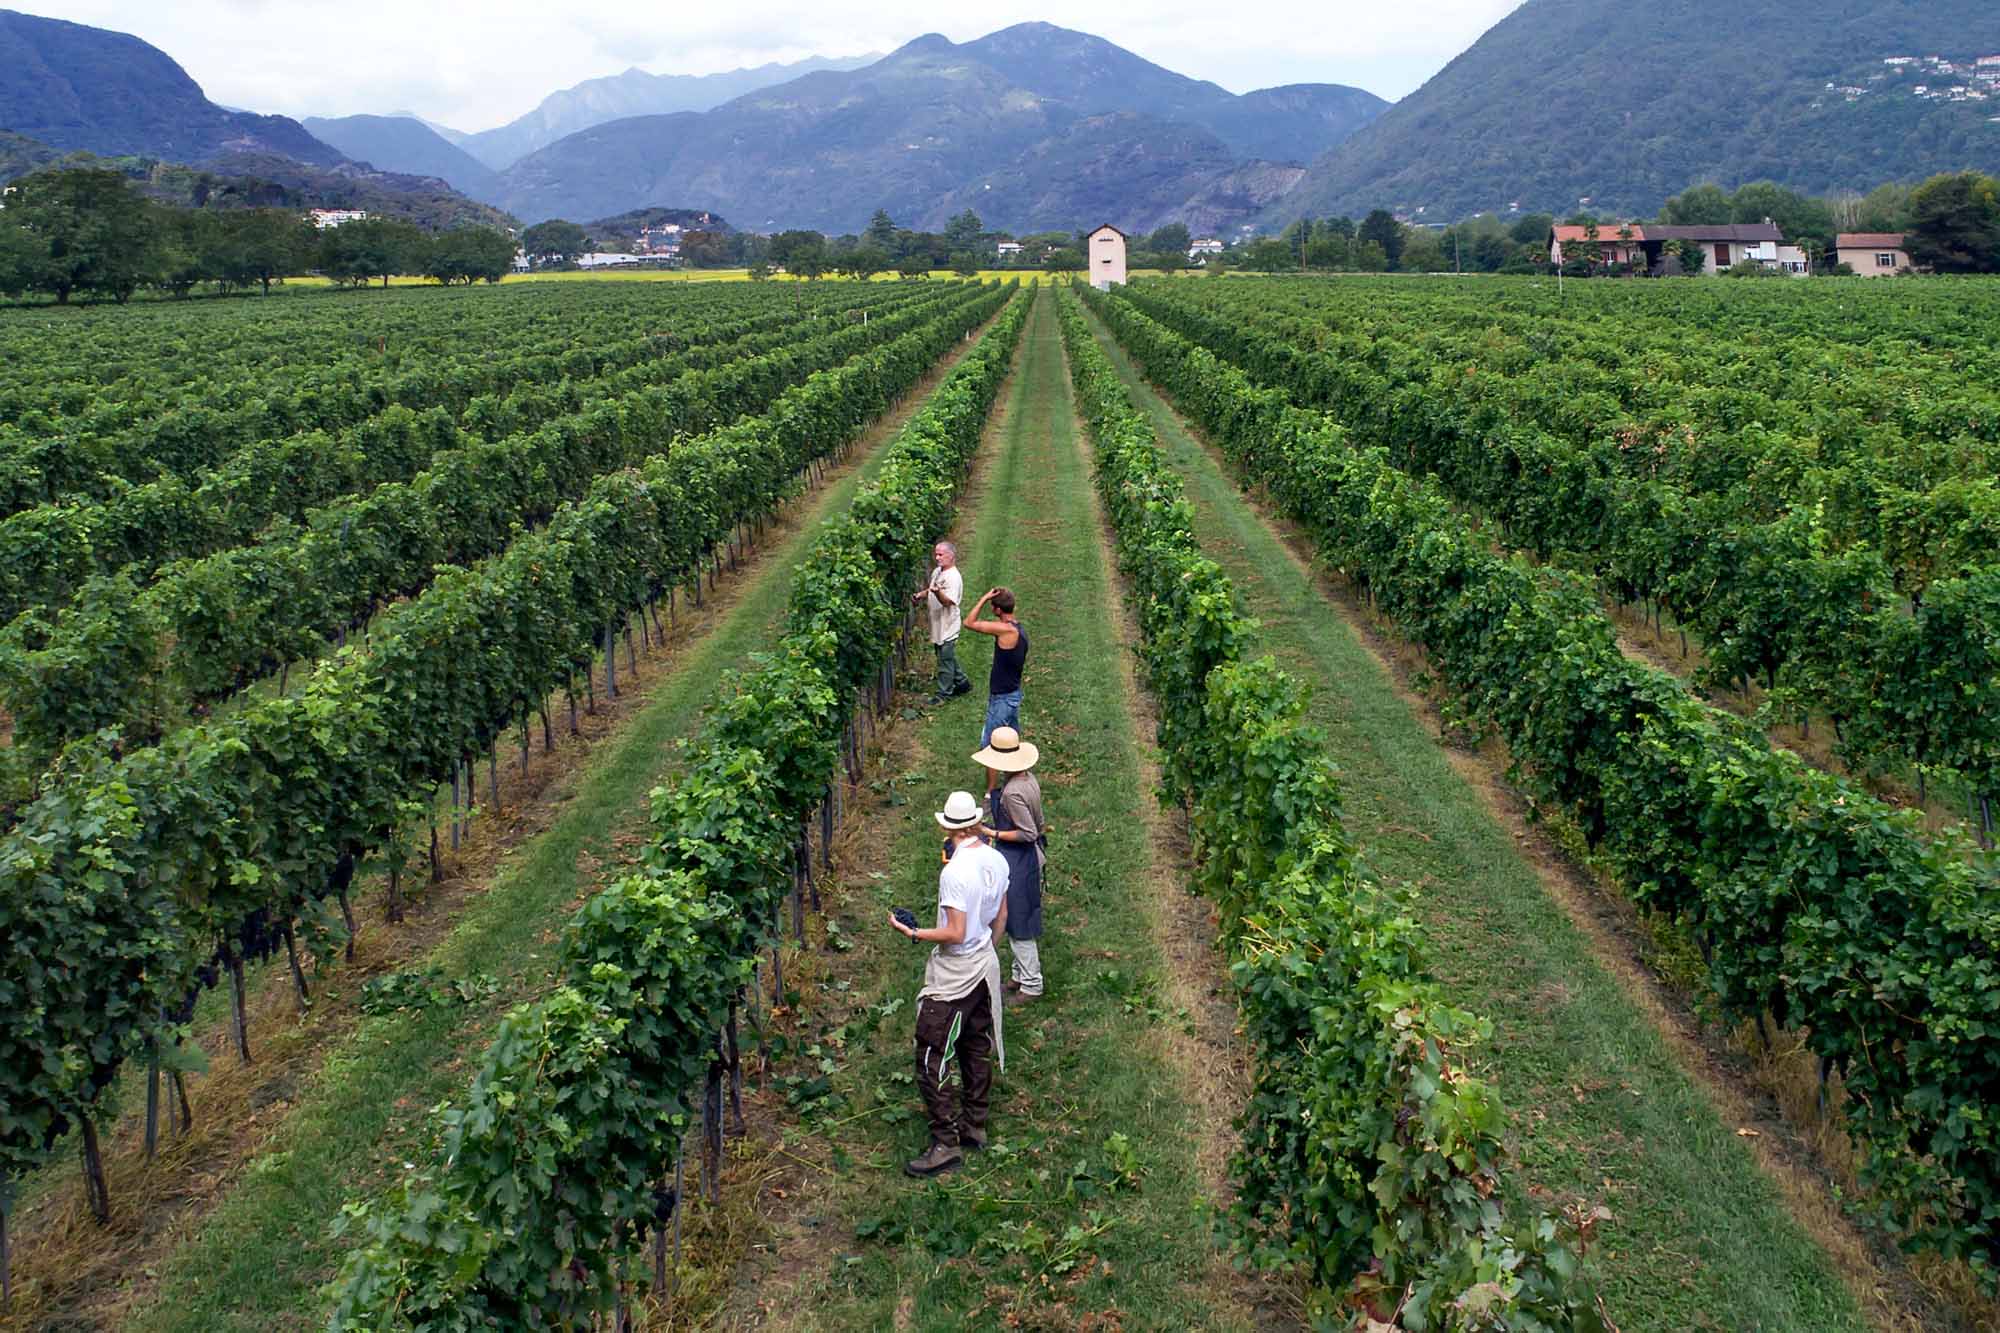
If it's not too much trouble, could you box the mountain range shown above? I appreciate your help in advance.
[1275,0,2000,223]
[488,25,1386,232]
[0,8,339,167]
[452,54,885,170]
[8,4,2000,238]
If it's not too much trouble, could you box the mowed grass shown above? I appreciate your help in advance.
[1076,306,1873,1333]
[730,292,1256,1331]
[112,376,947,1333]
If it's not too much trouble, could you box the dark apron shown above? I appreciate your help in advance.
[987,785,1043,940]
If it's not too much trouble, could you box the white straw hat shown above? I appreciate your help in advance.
[972,726,1039,773]
[935,790,983,830]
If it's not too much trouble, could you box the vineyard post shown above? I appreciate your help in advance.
[145,1040,161,1158]
[1,1190,9,1306]
[726,1002,745,1134]
[224,937,251,1062]
[449,766,462,852]
[604,623,618,700]
[821,791,834,873]
[487,749,499,811]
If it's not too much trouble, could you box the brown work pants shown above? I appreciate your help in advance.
[914,985,994,1148]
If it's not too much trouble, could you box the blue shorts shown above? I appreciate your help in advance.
[981,690,1022,747]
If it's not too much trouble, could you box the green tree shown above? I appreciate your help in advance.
[216,208,318,294]
[1659,182,1733,224]
[1358,209,1403,270]
[1144,221,1191,256]
[1906,171,2000,273]
[943,209,983,254]
[1508,212,1554,245]
[3,167,163,303]
[1854,183,1912,234]
[838,244,888,280]
[0,215,50,298]
[1242,237,1292,271]
[680,229,732,267]
[1349,239,1388,271]
[1044,246,1083,273]
[422,226,516,284]
[318,217,425,288]
[1401,228,1446,272]
[520,219,587,265]
[768,229,828,277]
[864,208,897,253]
[949,250,980,277]
[1728,181,1835,249]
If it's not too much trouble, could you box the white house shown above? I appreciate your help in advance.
[995,240,1024,259]
[576,252,643,269]
[1188,238,1224,260]
[1087,223,1127,289]
[309,208,370,229]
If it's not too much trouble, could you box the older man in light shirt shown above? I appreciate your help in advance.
[890,789,1007,1176]
[912,540,973,705]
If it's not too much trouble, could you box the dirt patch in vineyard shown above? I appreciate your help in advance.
[1,317,1008,1333]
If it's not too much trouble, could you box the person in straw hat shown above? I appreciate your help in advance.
[889,790,1009,1177]
[974,726,1046,1003]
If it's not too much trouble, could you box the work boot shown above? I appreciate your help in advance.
[951,680,974,696]
[961,1126,989,1151]
[905,1142,963,1177]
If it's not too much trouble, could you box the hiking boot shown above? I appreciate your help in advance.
[925,693,950,707]
[961,1126,989,1152]
[905,1142,963,1177]
[950,680,975,697]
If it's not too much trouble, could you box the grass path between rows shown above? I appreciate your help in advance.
[85,328,997,1333]
[1077,304,1883,1333]
[712,292,1272,1331]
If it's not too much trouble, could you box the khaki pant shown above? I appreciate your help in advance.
[914,986,994,1148]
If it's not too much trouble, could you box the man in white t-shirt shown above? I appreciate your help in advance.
[890,790,1008,1176]
[911,540,972,705]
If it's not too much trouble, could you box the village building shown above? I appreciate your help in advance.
[1835,232,1915,276]
[1086,223,1127,288]
[309,208,369,229]
[1188,237,1225,259]
[995,240,1024,259]
[1549,220,1793,274]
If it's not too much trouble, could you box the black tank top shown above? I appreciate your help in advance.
[989,621,1028,695]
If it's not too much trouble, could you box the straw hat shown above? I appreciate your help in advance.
[934,790,983,830]
[973,726,1039,773]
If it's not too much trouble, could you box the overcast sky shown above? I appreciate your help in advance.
[22,1,1523,131]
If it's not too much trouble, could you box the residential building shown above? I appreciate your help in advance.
[995,240,1024,259]
[309,208,369,229]
[1188,238,1225,259]
[1086,223,1127,289]
[576,252,642,269]
[1548,224,1647,268]
[1835,232,1915,276]
[1549,221,1789,274]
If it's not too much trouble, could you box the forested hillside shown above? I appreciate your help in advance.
[1274,0,2000,222]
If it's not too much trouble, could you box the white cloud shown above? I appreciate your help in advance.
[17,1,1523,130]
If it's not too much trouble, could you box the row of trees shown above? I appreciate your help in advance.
[0,168,518,303]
